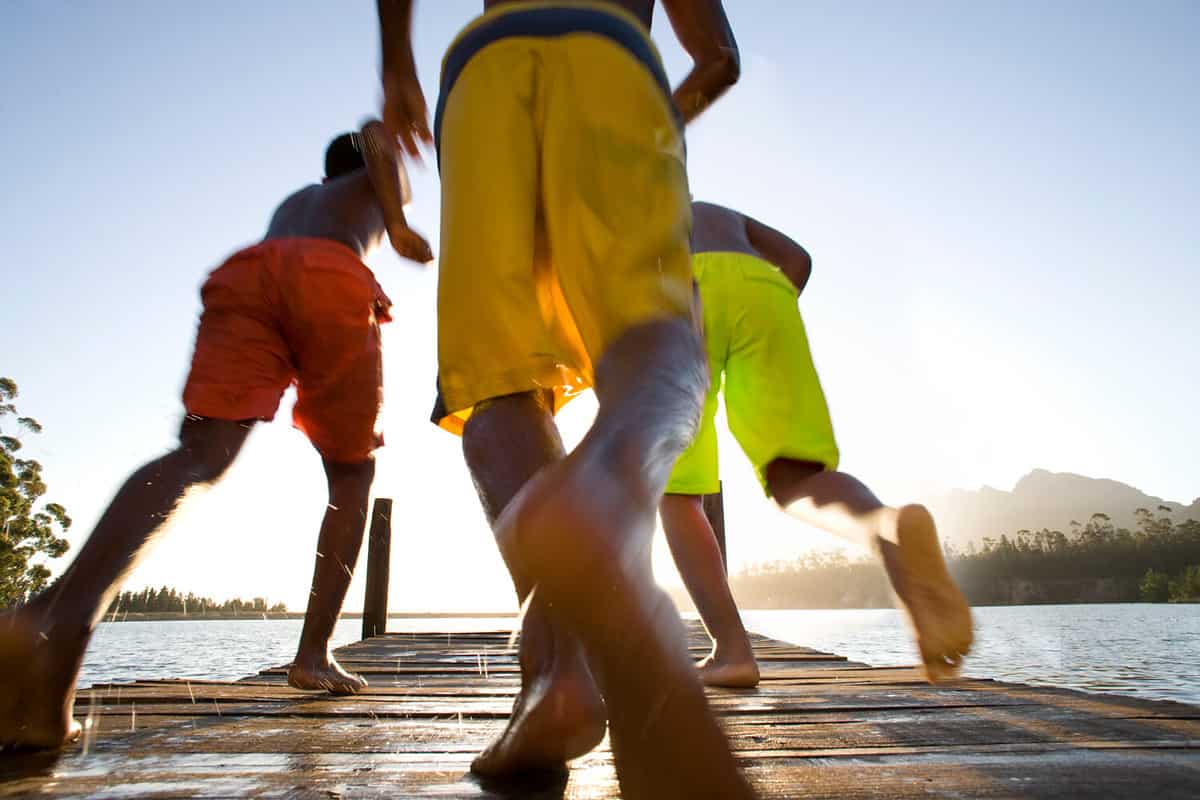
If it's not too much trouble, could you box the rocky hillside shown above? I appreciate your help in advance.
[925,469,1200,548]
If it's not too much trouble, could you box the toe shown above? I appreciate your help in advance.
[923,654,963,684]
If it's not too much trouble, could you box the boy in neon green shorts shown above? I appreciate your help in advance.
[661,201,973,687]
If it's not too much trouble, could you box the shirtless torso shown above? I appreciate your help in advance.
[264,173,386,261]
[691,201,756,256]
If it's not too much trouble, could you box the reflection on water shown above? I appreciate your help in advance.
[80,605,1199,705]
[742,603,1200,705]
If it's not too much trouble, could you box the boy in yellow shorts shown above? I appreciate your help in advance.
[377,1,755,797]
[661,201,973,688]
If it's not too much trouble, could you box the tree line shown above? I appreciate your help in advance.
[2,377,291,617]
[721,508,1200,609]
[1141,565,1200,603]
[107,586,288,616]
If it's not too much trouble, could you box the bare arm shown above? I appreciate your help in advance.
[662,0,740,124]
[377,0,431,158]
[745,215,812,294]
[361,119,433,263]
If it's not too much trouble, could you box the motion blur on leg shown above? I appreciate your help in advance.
[0,122,433,749]
[660,201,973,688]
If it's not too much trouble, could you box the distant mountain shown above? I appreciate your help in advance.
[924,469,1200,548]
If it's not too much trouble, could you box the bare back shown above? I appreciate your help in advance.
[264,171,386,259]
[483,0,654,28]
[692,201,813,293]
[691,201,755,257]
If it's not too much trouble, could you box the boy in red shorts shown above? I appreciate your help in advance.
[0,120,432,750]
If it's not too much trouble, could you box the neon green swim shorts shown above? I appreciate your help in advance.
[666,251,840,495]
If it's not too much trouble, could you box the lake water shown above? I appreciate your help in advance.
[79,604,1200,706]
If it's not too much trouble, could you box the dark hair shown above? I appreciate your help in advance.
[324,132,365,179]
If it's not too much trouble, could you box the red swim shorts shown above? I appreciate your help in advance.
[182,238,391,463]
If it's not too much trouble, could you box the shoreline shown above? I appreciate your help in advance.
[100,611,519,622]
[97,600,1198,622]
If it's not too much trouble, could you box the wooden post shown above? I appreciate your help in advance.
[702,482,727,575]
[361,497,393,640]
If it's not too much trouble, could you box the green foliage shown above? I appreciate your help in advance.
[1,378,71,608]
[724,509,1200,608]
[106,586,288,616]
[1168,565,1200,602]
[1141,568,1171,602]
[726,551,892,609]
[949,509,1200,604]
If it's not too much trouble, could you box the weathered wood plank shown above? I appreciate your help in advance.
[3,747,1198,799]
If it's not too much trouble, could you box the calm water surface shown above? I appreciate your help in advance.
[742,604,1200,705]
[79,604,1200,705]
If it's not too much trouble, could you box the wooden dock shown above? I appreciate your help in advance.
[1,619,1198,798]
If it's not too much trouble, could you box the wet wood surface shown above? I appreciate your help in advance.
[2,620,1198,798]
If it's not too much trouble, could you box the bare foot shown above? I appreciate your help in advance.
[471,644,606,777]
[879,504,974,683]
[697,649,760,688]
[493,448,755,798]
[0,608,84,750]
[287,656,367,695]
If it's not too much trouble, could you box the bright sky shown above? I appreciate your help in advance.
[2,1,1197,612]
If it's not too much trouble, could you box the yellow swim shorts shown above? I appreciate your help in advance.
[431,1,694,434]
[666,252,840,495]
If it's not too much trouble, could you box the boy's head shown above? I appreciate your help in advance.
[324,132,366,180]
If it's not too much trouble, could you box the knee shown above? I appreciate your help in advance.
[175,436,241,485]
[175,417,251,485]
[764,457,825,504]
[324,456,376,496]
[175,448,237,486]
[597,316,707,400]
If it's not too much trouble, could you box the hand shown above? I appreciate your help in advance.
[381,69,432,161]
[388,222,434,265]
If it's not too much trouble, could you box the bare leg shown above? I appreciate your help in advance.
[461,392,606,776]
[660,493,759,687]
[288,458,375,695]
[766,458,973,681]
[495,319,755,798]
[0,417,251,749]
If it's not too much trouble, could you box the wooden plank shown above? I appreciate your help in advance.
[3,746,1198,799]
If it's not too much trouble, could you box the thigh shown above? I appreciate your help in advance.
[664,373,721,496]
[462,391,564,525]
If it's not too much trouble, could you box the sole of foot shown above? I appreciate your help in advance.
[697,654,761,688]
[882,504,974,683]
[0,611,84,750]
[286,658,367,696]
